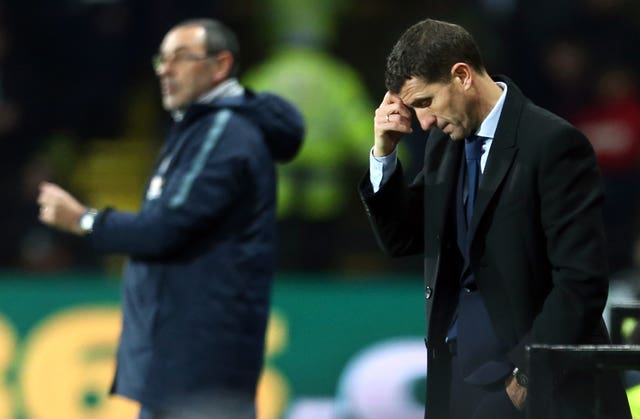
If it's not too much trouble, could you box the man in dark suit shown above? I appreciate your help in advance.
[359,18,630,419]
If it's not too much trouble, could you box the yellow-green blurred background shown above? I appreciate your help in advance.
[1,0,640,417]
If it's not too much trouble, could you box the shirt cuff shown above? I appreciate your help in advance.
[369,147,398,193]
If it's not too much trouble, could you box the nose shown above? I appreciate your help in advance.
[415,109,437,131]
[154,57,174,76]
[156,62,169,76]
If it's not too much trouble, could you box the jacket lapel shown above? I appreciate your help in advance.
[469,78,524,242]
[423,130,462,238]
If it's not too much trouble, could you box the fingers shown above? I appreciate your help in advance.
[37,182,57,215]
[379,92,412,119]
[36,183,87,235]
[505,375,527,411]
[37,182,51,221]
[377,92,412,129]
[38,204,52,223]
[372,92,414,157]
[37,181,59,204]
[38,183,55,223]
[381,91,404,106]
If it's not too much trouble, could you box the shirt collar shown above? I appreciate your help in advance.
[474,81,507,139]
[171,78,245,122]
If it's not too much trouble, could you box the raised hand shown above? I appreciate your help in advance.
[37,182,88,235]
[373,91,413,157]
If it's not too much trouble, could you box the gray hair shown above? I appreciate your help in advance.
[173,18,240,77]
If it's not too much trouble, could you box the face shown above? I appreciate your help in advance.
[398,76,477,140]
[155,25,220,111]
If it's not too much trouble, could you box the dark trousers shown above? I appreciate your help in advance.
[449,352,524,419]
[138,394,256,419]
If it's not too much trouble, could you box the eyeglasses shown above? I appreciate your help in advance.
[151,51,214,71]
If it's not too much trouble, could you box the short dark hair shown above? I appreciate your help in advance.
[385,19,485,93]
[174,18,240,77]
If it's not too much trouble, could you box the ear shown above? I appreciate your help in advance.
[211,51,234,82]
[450,63,473,90]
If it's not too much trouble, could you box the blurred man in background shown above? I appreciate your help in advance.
[37,18,304,419]
[359,18,630,419]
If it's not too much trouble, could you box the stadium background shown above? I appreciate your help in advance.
[0,0,639,417]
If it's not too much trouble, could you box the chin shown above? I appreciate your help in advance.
[162,98,180,111]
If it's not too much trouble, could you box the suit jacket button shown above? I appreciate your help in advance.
[425,286,433,300]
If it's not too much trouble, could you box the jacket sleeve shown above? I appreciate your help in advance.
[358,160,425,257]
[88,113,264,259]
[508,125,610,370]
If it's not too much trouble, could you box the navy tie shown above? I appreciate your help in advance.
[465,136,484,225]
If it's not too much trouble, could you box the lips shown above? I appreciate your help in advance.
[161,80,176,95]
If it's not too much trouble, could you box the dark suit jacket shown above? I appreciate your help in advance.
[359,78,630,418]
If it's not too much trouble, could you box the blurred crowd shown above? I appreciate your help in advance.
[1,0,639,279]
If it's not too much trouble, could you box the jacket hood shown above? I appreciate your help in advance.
[210,89,305,163]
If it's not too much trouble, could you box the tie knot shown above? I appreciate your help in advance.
[465,135,484,161]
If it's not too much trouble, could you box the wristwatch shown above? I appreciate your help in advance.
[79,208,99,234]
[512,367,529,388]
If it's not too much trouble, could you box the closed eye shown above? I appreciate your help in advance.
[411,98,432,108]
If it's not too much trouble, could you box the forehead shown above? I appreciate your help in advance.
[160,25,207,52]
[399,77,448,104]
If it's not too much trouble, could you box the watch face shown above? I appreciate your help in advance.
[80,211,97,232]
[80,214,91,231]
[516,371,529,388]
